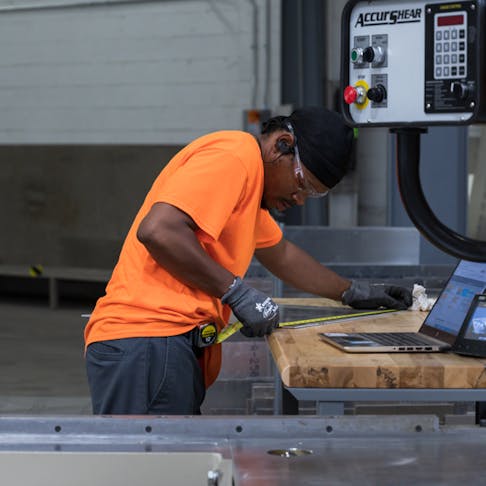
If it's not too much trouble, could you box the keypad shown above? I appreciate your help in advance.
[435,27,466,79]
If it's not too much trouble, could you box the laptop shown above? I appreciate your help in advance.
[319,260,486,353]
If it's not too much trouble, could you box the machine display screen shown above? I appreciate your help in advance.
[437,15,464,26]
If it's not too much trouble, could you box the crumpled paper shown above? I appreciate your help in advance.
[411,283,436,311]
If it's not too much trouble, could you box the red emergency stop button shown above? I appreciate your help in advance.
[344,84,367,106]
[344,85,358,104]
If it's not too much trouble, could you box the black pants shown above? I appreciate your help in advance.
[85,334,205,415]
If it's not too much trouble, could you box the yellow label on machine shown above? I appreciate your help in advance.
[215,308,398,344]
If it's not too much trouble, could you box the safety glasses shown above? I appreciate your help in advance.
[287,122,329,199]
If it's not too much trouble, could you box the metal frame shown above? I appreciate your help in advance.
[284,385,486,420]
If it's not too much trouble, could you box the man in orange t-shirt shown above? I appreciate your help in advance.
[84,107,412,415]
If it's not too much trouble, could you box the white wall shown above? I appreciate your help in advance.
[0,0,281,144]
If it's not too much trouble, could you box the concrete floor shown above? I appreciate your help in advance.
[0,297,92,414]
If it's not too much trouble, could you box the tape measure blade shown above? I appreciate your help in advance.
[278,308,397,328]
[216,321,243,344]
[216,309,397,344]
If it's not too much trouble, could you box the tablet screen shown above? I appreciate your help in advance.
[454,294,486,358]
[463,297,486,342]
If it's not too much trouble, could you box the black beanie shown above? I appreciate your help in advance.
[288,107,354,189]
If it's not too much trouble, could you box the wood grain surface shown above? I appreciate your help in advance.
[268,302,486,389]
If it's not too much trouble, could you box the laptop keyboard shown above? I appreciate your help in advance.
[359,333,436,346]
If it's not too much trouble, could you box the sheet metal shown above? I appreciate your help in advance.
[0,415,485,485]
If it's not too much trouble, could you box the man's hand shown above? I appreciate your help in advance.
[342,281,412,310]
[221,277,279,337]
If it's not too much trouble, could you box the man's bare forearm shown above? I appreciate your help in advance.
[255,238,351,301]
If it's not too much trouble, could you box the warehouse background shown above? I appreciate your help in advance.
[0,0,281,267]
[0,0,472,270]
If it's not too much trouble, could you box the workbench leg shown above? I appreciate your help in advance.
[475,402,486,425]
[272,365,282,415]
[282,387,299,415]
[317,402,345,415]
[272,363,299,414]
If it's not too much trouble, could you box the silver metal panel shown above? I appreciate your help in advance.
[0,451,233,486]
[1,416,486,485]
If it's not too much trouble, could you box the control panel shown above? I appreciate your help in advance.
[341,0,486,126]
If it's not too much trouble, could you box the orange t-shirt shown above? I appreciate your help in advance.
[84,131,282,387]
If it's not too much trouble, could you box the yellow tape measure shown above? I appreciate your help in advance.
[215,308,398,344]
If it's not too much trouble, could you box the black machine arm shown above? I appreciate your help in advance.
[394,128,486,262]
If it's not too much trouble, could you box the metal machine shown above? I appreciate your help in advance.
[340,0,486,260]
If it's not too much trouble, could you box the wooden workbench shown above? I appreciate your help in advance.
[268,301,486,418]
[269,306,486,389]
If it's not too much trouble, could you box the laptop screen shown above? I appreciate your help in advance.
[420,260,486,344]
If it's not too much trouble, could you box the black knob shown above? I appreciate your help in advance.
[363,46,375,63]
[367,84,387,103]
[450,81,468,100]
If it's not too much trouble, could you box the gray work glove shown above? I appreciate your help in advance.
[221,277,279,337]
[342,281,412,310]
